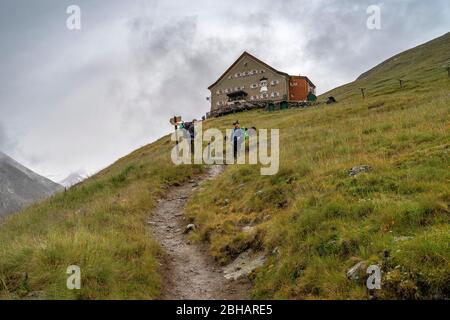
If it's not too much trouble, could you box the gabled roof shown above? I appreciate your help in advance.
[290,75,316,88]
[208,51,289,90]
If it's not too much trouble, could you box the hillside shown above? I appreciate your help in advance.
[0,33,449,300]
[321,32,450,101]
[0,151,63,217]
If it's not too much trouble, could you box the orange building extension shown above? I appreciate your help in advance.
[289,76,316,102]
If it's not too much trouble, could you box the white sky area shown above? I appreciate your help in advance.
[0,0,449,182]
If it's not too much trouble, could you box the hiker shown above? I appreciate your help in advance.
[230,120,245,159]
[243,126,257,141]
[243,126,257,153]
[181,120,197,154]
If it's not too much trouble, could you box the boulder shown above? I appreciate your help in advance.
[184,224,196,233]
[348,165,372,177]
[347,261,367,281]
[223,250,266,280]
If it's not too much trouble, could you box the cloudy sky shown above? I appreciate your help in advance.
[0,0,449,182]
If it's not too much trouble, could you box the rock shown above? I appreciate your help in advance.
[147,221,156,226]
[222,250,266,280]
[272,247,280,255]
[242,226,255,233]
[346,261,366,281]
[25,291,45,299]
[326,96,337,104]
[394,236,413,242]
[184,224,196,233]
[224,198,230,205]
[348,165,372,177]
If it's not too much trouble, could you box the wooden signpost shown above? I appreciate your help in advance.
[360,88,366,99]
[170,116,182,154]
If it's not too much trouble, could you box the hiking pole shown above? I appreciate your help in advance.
[173,116,179,155]
[207,142,211,161]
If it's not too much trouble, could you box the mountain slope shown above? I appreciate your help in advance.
[321,32,450,101]
[0,33,449,299]
[0,151,63,217]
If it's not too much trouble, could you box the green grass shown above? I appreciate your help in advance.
[0,32,449,300]
[185,32,450,299]
[0,137,203,299]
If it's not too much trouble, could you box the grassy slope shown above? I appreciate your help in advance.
[0,32,448,300]
[0,136,203,299]
[186,32,450,299]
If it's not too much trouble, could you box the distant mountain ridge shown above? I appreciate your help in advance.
[59,171,87,187]
[0,151,63,217]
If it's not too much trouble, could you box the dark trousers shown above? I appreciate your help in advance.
[190,136,195,154]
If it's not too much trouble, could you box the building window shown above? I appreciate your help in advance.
[270,80,279,86]
[250,83,258,89]
[270,91,280,98]
[260,78,268,93]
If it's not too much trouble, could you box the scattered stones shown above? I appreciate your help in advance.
[147,221,156,226]
[346,261,367,281]
[223,250,266,280]
[348,165,372,177]
[184,224,196,234]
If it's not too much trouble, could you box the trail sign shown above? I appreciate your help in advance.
[170,116,182,126]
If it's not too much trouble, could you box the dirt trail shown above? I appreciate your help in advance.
[149,165,250,300]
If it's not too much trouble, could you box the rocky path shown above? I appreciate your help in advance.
[149,165,250,300]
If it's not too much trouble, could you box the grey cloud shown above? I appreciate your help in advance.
[0,124,6,151]
[0,0,449,181]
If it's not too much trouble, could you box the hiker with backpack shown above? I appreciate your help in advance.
[180,119,197,154]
